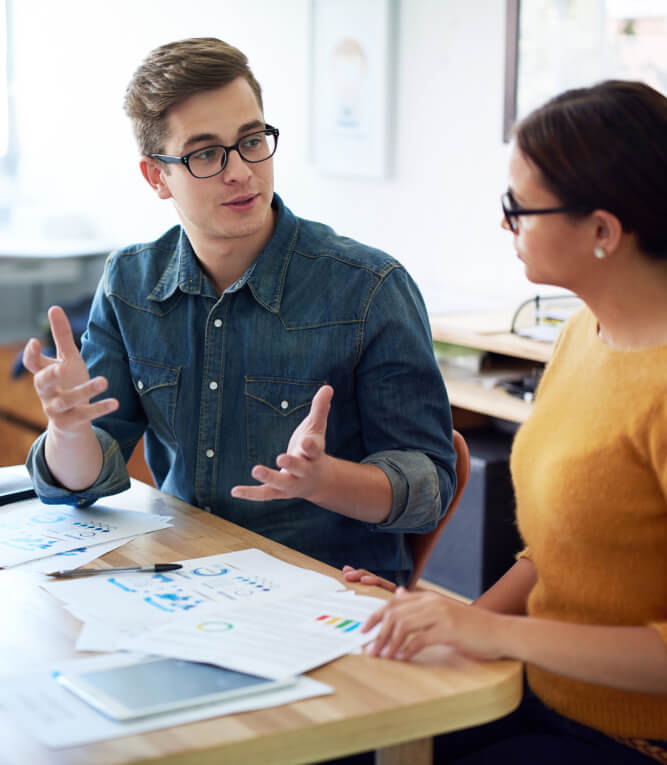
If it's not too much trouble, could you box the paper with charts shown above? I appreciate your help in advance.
[0,653,332,749]
[0,499,172,567]
[43,548,348,651]
[121,588,384,678]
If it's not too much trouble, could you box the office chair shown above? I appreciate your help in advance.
[407,429,471,590]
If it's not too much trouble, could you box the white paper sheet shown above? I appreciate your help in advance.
[0,499,172,567]
[0,653,332,749]
[10,535,138,574]
[44,549,343,639]
[121,590,385,679]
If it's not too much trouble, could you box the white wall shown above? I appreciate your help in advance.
[7,0,537,313]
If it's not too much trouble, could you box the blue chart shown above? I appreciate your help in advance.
[1,533,60,552]
[107,573,205,613]
[192,566,230,577]
[29,512,67,524]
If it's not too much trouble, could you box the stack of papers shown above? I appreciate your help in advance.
[0,498,173,573]
[2,549,385,747]
[43,548,384,676]
[0,653,332,748]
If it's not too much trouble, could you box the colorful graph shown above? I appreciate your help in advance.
[315,614,361,632]
[196,620,234,632]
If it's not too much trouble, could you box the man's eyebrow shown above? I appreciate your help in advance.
[182,133,218,151]
[181,121,267,152]
[238,119,266,134]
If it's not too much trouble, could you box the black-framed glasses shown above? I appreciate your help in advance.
[501,190,591,233]
[150,125,279,179]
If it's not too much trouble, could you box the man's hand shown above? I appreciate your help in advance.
[22,305,118,436]
[231,384,334,503]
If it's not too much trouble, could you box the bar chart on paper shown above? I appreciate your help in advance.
[315,614,362,633]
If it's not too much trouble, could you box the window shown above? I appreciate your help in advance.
[0,0,8,158]
[0,0,16,175]
[503,0,667,141]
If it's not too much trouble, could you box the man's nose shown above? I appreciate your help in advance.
[220,148,252,181]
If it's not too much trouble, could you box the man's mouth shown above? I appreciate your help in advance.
[223,194,257,206]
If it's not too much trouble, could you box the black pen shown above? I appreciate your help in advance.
[48,563,183,578]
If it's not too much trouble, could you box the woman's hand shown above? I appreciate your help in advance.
[363,587,506,661]
[342,565,397,592]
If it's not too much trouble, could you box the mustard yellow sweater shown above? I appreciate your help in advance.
[511,307,667,739]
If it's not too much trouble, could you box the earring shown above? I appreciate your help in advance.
[593,247,607,260]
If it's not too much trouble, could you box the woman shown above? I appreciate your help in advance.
[346,80,667,764]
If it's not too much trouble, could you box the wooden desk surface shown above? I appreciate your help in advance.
[0,481,522,765]
[430,313,554,364]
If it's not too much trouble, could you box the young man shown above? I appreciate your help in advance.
[23,38,455,584]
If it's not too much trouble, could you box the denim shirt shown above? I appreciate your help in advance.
[28,195,456,583]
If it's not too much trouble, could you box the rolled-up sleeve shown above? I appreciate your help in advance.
[26,426,130,506]
[363,449,450,532]
[354,265,457,535]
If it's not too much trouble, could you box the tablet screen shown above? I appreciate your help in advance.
[57,657,292,720]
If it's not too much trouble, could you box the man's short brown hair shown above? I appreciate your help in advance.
[124,37,263,156]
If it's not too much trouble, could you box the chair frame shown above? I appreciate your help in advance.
[406,429,471,589]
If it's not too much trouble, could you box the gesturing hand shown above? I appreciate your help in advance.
[231,384,334,503]
[362,587,506,662]
[22,305,118,436]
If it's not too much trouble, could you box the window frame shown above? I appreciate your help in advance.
[0,0,17,177]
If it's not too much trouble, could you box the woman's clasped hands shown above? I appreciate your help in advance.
[362,587,508,663]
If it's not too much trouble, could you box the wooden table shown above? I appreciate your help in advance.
[0,480,522,765]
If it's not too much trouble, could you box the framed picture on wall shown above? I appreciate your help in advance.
[504,0,667,140]
[309,0,396,178]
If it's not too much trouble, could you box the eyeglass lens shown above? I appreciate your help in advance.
[188,131,277,178]
[501,192,519,232]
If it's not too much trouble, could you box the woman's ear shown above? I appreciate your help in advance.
[591,209,623,257]
[140,157,172,200]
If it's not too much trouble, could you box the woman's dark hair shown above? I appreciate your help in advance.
[514,80,667,260]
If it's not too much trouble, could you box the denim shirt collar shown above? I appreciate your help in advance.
[148,193,298,312]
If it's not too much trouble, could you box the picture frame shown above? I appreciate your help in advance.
[309,0,397,178]
[503,0,667,141]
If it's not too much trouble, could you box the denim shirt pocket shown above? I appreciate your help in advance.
[245,377,326,465]
[128,357,180,446]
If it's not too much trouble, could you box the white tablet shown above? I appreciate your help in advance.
[56,656,295,720]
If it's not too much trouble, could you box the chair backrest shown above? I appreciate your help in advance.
[406,429,471,589]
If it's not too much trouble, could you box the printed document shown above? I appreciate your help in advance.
[0,499,172,567]
[121,589,385,678]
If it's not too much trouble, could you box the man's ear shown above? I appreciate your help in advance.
[140,157,172,200]
[591,209,623,256]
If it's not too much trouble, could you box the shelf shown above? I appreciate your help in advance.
[443,376,533,424]
[430,314,553,364]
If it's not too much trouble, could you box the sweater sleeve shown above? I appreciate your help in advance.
[648,394,667,649]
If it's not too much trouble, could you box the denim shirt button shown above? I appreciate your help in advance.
[137,380,144,390]
[205,449,215,458]
[280,400,289,410]
[214,319,222,328]
[203,506,211,512]
[209,381,219,391]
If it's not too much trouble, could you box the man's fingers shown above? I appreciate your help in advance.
[307,385,333,433]
[230,483,280,502]
[42,377,110,417]
[49,398,119,431]
[22,338,54,374]
[48,305,80,360]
